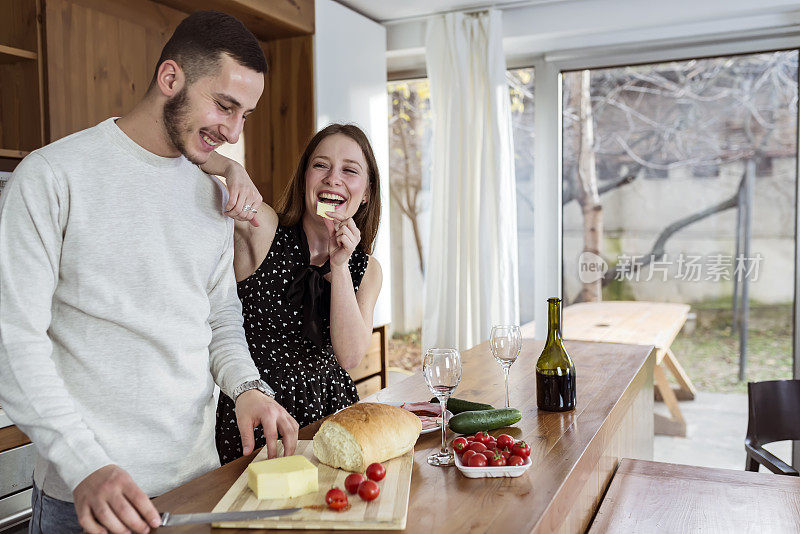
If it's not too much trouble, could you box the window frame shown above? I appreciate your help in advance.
[531,36,800,465]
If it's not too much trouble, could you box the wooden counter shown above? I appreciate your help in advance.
[153,340,655,533]
[590,459,800,533]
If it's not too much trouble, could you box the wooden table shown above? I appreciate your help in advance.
[589,459,800,533]
[153,340,655,533]
[522,301,695,436]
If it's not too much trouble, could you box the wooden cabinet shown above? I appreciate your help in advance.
[1,0,315,199]
[0,0,46,172]
[152,0,313,40]
[43,0,188,144]
[243,34,314,205]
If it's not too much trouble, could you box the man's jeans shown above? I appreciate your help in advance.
[29,482,81,534]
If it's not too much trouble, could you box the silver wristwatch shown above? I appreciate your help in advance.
[231,379,275,401]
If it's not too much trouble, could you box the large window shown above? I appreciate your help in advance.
[561,51,798,393]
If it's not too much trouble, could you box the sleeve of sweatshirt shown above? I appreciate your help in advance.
[0,153,114,491]
[206,222,263,400]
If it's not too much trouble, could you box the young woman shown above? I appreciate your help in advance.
[205,124,382,464]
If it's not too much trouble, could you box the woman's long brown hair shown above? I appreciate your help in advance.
[274,124,381,254]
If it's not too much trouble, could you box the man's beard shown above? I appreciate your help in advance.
[163,88,206,165]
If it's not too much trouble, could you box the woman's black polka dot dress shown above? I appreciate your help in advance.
[215,224,368,465]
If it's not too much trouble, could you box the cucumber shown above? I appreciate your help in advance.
[448,408,522,434]
[429,397,495,414]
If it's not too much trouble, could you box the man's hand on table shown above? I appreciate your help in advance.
[73,464,161,534]
[235,390,299,458]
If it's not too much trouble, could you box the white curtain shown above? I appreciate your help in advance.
[422,10,519,353]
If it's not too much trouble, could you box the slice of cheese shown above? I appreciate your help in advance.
[316,201,335,220]
[247,455,319,500]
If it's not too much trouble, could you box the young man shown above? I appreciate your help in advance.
[0,11,298,534]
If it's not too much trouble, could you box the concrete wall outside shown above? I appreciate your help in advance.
[563,157,797,305]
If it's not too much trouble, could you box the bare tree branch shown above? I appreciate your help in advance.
[601,171,744,285]
[597,173,638,196]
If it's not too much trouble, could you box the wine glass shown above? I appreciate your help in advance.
[490,325,522,408]
[423,348,462,466]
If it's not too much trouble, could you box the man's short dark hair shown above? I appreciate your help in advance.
[151,11,267,88]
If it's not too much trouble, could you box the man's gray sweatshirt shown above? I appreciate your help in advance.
[0,118,260,501]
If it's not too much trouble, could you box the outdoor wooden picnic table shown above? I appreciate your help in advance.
[521,300,696,436]
[152,339,655,533]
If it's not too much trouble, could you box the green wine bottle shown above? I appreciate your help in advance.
[536,297,576,411]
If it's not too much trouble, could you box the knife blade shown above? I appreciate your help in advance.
[160,507,302,526]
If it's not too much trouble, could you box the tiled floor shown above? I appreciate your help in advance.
[654,391,792,471]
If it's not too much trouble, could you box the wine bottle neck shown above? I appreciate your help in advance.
[546,299,562,345]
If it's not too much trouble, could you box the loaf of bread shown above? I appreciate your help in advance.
[313,402,422,472]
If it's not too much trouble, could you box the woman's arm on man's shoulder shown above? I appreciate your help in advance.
[200,152,261,227]
[201,152,280,281]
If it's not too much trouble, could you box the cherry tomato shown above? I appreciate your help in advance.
[507,455,525,467]
[366,462,386,482]
[467,442,487,454]
[488,451,507,467]
[468,453,488,467]
[487,436,497,445]
[466,436,475,443]
[499,448,511,460]
[473,431,491,444]
[481,451,494,463]
[344,473,365,494]
[512,441,531,458]
[485,441,497,451]
[326,488,348,510]
[358,480,380,501]
[462,450,477,464]
[452,437,469,455]
[497,434,515,449]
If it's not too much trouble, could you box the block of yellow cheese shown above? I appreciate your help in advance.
[247,455,318,500]
[316,201,335,220]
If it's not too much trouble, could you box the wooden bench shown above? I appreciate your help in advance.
[590,459,800,533]
[522,301,696,436]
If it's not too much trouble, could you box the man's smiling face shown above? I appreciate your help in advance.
[163,53,264,165]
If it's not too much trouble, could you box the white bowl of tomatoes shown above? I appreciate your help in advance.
[452,432,532,478]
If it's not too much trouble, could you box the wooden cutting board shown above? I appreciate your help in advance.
[211,440,414,530]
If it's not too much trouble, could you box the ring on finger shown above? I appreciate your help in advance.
[243,204,253,212]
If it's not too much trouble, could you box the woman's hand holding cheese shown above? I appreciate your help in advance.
[324,212,361,270]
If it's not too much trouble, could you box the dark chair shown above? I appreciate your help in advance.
[745,379,800,476]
